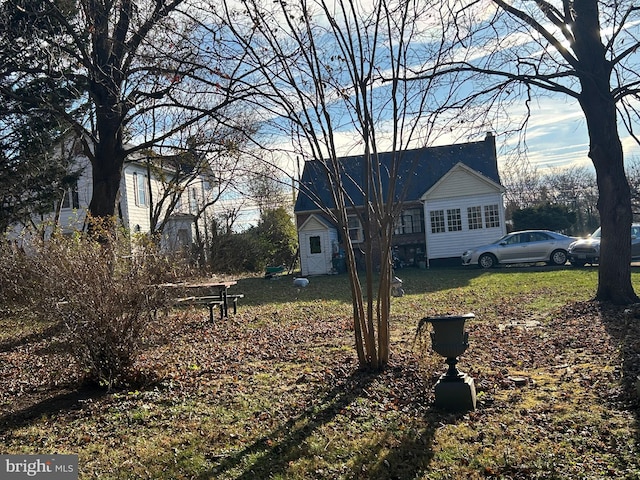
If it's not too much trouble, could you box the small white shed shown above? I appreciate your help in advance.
[298,214,339,276]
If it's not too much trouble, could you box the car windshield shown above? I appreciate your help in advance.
[587,226,639,239]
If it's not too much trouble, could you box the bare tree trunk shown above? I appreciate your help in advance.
[582,95,636,303]
[474,0,640,304]
[88,147,125,219]
[86,3,127,222]
[376,223,393,367]
[221,0,439,370]
[3,0,241,237]
[342,230,368,366]
[573,0,638,304]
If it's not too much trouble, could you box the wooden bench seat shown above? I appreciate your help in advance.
[174,296,225,322]
[173,293,244,321]
[227,294,244,314]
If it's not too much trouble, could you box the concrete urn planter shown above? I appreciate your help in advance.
[419,313,477,411]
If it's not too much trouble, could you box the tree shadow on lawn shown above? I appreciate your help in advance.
[598,302,640,450]
[204,365,464,480]
[0,386,107,433]
[235,267,489,307]
[0,321,65,354]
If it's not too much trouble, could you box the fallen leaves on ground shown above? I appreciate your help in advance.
[1,296,640,479]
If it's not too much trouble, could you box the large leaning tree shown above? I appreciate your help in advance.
[433,0,640,304]
[221,0,454,370]
[0,0,250,234]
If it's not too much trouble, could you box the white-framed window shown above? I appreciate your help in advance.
[348,215,364,242]
[61,181,79,209]
[133,172,148,207]
[394,208,423,235]
[484,204,500,228]
[447,208,462,232]
[429,210,445,233]
[189,187,198,214]
[467,206,482,230]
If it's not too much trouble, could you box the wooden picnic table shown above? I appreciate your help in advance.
[159,280,241,321]
[188,280,238,318]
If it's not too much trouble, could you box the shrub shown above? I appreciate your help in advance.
[209,207,298,274]
[211,230,269,273]
[254,207,298,267]
[0,241,30,314]
[512,203,577,233]
[1,228,173,389]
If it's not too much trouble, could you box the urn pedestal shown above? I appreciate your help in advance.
[423,313,476,412]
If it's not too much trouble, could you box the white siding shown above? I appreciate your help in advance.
[120,163,172,233]
[427,169,499,200]
[425,193,506,261]
[122,164,148,232]
[9,151,212,253]
[422,163,506,261]
[57,159,92,232]
[298,216,338,275]
[54,162,167,235]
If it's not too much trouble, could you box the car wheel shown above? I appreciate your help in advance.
[478,253,497,269]
[549,249,568,266]
[570,260,586,267]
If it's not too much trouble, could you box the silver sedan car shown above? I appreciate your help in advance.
[462,230,577,268]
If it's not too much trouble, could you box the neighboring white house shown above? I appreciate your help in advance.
[294,134,506,274]
[9,147,214,253]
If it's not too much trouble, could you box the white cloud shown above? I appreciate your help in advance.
[243,0,640,180]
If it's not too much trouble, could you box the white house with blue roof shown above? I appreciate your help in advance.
[294,133,506,274]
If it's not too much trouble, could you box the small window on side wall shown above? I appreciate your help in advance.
[348,215,364,242]
[133,172,148,207]
[484,204,500,228]
[430,210,445,233]
[447,208,462,232]
[467,206,482,230]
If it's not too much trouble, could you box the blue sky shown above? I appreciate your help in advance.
[272,92,640,178]
[251,15,640,181]
[498,97,640,174]
[222,0,640,220]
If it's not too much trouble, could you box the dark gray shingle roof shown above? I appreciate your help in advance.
[294,135,500,212]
